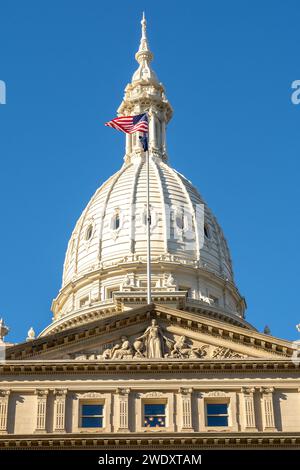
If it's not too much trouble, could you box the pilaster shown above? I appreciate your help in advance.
[0,390,10,434]
[34,389,49,434]
[53,389,67,433]
[179,388,193,431]
[260,387,276,431]
[241,387,256,431]
[115,388,130,432]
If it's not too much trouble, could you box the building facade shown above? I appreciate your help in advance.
[0,15,300,450]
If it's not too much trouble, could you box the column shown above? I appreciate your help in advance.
[35,389,48,433]
[53,389,67,433]
[241,387,256,430]
[180,388,193,431]
[161,120,166,154]
[0,390,10,434]
[116,388,130,431]
[260,387,276,431]
[125,133,132,156]
[149,112,156,150]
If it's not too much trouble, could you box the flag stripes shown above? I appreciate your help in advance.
[105,113,148,134]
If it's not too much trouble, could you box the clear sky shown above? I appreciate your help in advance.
[0,0,299,343]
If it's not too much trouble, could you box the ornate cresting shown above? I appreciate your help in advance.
[118,13,173,163]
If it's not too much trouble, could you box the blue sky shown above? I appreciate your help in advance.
[0,0,299,343]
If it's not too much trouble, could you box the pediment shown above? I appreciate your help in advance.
[5,303,294,361]
[63,320,248,361]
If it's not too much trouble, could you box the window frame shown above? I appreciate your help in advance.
[205,401,229,428]
[142,400,167,429]
[204,223,211,239]
[105,286,120,299]
[79,401,105,429]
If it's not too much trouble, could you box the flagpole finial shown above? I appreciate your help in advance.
[135,12,153,66]
[141,12,147,39]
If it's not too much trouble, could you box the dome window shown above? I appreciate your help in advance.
[176,212,185,230]
[204,223,211,239]
[112,209,120,231]
[85,224,93,241]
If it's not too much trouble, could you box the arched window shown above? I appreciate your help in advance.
[204,223,211,239]
[176,209,185,230]
[85,224,93,241]
[112,209,120,230]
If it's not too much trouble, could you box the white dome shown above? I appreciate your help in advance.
[63,158,233,288]
[46,15,246,336]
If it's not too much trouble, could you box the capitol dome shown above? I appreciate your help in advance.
[43,15,247,336]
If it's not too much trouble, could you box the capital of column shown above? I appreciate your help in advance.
[179,388,193,395]
[115,388,131,396]
[241,387,256,395]
[35,389,49,398]
[53,389,68,399]
[259,387,274,395]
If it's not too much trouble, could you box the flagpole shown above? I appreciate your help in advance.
[146,142,152,304]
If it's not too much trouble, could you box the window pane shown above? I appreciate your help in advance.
[144,404,165,415]
[81,417,103,428]
[206,403,228,415]
[82,404,103,416]
[144,416,166,428]
[207,415,228,427]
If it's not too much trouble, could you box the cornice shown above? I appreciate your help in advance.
[0,359,299,375]
[48,292,251,336]
[5,304,295,360]
[1,432,300,449]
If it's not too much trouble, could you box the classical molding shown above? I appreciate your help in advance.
[5,304,294,361]
[0,359,299,375]
[138,391,166,398]
[1,432,300,449]
[76,392,105,399]
[202,391,229,398]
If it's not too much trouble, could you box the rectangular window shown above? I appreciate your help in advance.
[144,403,166,428]
[206,403,228,427]
[106,287,119,299]
[80,404,104,428]
[178,286,191,298]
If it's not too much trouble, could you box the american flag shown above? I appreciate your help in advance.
[105,113,148,134]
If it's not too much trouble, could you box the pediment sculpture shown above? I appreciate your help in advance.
[100,320,212,360]
[70,319,247,361]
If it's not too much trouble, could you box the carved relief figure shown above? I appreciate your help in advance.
[135,319,170,358]
[212,346,245,359]
[102,336,133,359]
[170,336,208,358]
